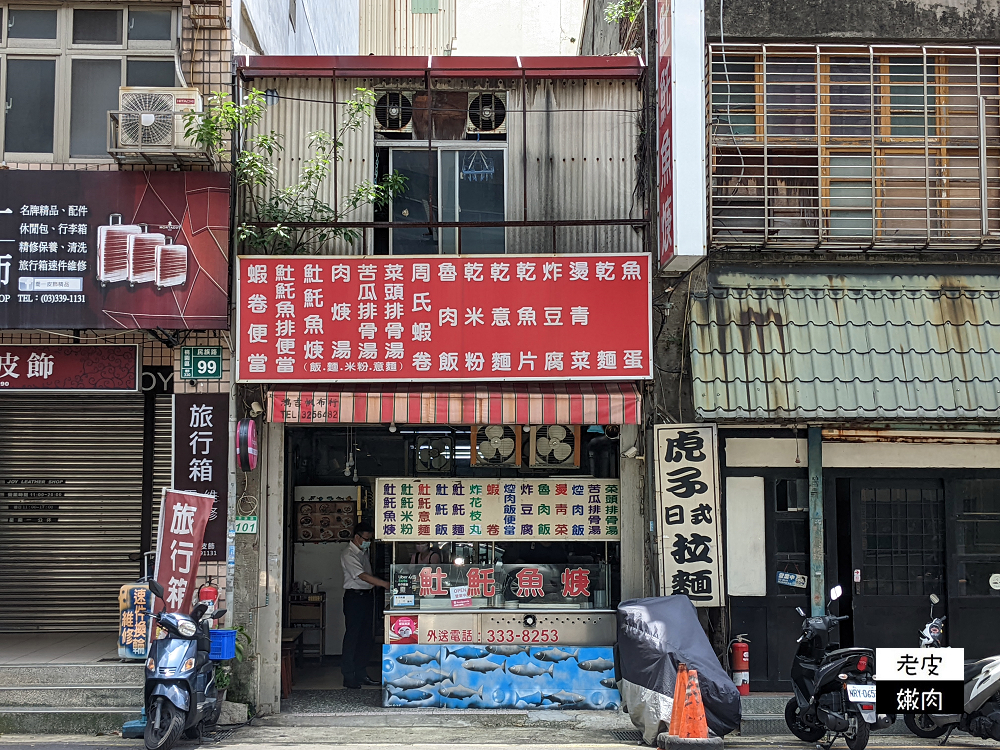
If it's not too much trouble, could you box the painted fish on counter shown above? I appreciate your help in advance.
[395,651,439,666]
[533,648,579,663]
[507,662,555,678]
[514,691,544,706]
[461,657,506,674]
[542,690,586,706]
[600,677,618,689]
[446,646,490,660]
[579,658,615,673]
[387,688,435,702]
[485,645,530,657]
[385,674,432,689]
[409,668,451,685]
[438,684,485,700]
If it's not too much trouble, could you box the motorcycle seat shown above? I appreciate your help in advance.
[965,658,994,683]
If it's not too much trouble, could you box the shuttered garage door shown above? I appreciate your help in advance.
[0,395,145,631]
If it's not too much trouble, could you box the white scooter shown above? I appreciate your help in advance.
[904,594,1000,743]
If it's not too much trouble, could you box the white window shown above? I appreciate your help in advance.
[0,5,181,162]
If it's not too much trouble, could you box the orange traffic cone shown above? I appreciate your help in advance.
[658,664,723,750]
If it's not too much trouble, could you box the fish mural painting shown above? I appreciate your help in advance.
[383,644,619,709]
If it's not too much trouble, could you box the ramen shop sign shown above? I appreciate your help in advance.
[235,255,652,382]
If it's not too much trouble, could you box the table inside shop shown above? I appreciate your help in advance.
[282,628,304,665]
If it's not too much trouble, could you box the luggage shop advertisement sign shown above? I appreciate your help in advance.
[152,489,214,613]
[0,171,230,329]
[235,255,653,383]
[173,394,228,560]
[376,478,622,541]
[653,424,724,607]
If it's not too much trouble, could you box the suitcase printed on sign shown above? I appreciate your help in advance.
[127,231,166,285]
[97,214,141,284]
[155,243,188,288]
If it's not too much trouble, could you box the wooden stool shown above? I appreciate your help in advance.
[281,646,295,699]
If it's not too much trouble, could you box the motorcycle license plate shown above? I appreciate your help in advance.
[846,684,877,702]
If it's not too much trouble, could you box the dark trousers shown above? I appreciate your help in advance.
[341,588,374,684]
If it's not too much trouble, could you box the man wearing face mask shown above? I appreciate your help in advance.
[340,521,389,689]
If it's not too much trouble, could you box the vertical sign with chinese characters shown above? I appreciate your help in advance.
[173,395,228,560]
[654,424,723,606]
[875,648,965,714]
[152,489,214,613]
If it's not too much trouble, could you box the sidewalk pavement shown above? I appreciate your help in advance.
[0,711,996,750]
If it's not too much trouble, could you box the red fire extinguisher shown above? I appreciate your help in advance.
[729,634,750,696]
[198,577,219,617]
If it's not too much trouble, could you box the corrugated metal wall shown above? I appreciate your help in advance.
[359,0,457,56]
[507,77,643,253]
[150,395,173,545]
[250,77,375,255]
[0,395,145,631]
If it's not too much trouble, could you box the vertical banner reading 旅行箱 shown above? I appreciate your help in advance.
[173,394,228,561]
[654,424,724,606]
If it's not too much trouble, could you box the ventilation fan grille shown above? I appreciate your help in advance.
[120,92,175,146]
[468,92,507,133]
[473,425,520,465]
[415,436,455,473]
[375,92,414,131]
[531,425,580,467]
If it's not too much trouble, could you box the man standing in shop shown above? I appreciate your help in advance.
[341,521,390,689]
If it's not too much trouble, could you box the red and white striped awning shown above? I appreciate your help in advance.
[267,383,642,425]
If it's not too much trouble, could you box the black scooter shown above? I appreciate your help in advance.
[785,585,894,750]
[144,579,227,750]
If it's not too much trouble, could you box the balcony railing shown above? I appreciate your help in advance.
[709,44,1000,250]
[107,110,214,167]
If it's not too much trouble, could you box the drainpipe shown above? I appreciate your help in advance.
[808,427,824,616]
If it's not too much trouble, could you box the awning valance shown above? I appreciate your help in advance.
[267,383,642,425]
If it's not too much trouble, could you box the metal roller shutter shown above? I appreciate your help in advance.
[0,395,145,631]
[150,394,173,546]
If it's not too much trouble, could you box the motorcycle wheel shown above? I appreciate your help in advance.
[144,697,184,750]
[785,698,826,742]
[846,720,869,750]
[904,713,947,739]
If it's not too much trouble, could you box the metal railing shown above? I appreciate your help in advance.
[709,44,1000,250]
[107,110,214,167]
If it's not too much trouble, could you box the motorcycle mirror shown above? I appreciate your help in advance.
[930,593,940,605]
[796,606,806,617]
[148,579,165,600]
[829,585,843,601]
[213,609,228,620]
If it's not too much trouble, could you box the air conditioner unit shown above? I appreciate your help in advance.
[415,435,455,474]
[118,87,202,148]
[467,92,507,134]
[471,425,521,467]
[529,425,581,468]
[375,91,415,134]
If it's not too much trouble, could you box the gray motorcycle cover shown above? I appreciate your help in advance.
[615,595,741,742]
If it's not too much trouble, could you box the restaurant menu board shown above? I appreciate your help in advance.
[376,478,621,541]
[235,255,653,382]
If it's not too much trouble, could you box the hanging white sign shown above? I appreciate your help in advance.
[653,424,724,607]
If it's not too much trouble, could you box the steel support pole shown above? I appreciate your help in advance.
[808,426,825,616]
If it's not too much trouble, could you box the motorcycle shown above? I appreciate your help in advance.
[904,593,1000,742]
[785,585,894,750]
[143,579,228,750]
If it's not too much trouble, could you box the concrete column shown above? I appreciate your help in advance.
[808,426,825,616]
[256,423,284,714]
[619,424,645,601]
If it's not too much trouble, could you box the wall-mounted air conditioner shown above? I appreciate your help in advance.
[118,87,203,148]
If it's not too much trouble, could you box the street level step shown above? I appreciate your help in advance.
[0,707,141,735]
[739,693,909,736]
[0,663,143,687]
[0,684,143,708]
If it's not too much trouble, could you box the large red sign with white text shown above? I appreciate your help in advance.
[235,255,652,383]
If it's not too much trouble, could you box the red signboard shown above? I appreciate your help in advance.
[153,489,215,613]
[0,344,138,391]
[657,0,674,266]
[0,171,230,330]
[235,255,652,383]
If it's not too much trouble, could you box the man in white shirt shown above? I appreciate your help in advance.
[340,521,389,689]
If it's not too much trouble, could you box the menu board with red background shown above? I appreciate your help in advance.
[235,255,652,382]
